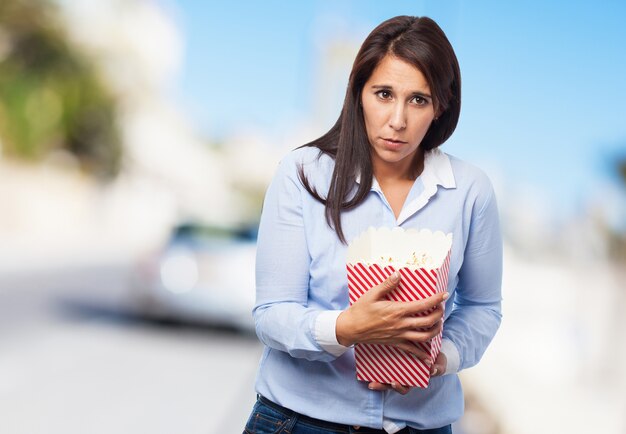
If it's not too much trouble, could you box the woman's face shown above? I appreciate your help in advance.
[361,54,436,176]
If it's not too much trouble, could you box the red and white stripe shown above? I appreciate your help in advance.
[347,250,451,388]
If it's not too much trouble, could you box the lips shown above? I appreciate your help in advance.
[382,137,407,144]
[380,137,407,150]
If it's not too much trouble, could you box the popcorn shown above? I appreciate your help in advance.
[347,227,453,388]
[376,251,434,267]
[408,251,433,267]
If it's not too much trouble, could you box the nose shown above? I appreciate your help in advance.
[388,101,407,131]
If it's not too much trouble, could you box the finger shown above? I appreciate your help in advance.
[402,321,443,342]
[368,382,392,391]
[390,382,410,395]
[408,306,444,329]
[430,363,444,376]
[371,271,401,298]
[402,292,449,315]
[431,353,447,377]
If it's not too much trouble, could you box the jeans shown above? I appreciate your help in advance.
[243,396,452,434]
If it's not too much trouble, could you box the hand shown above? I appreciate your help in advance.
[367,381,411,395]
[430,352,447,377]
[336,271,448,361]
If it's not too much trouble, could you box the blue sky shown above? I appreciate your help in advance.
[169,0,626,220]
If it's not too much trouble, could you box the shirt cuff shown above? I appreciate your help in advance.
[314,310,351,357]
[440,338,461,375]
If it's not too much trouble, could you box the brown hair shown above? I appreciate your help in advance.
[298,16,461,243]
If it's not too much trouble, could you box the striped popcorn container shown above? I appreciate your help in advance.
[346,227,452,388]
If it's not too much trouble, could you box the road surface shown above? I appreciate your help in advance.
[0,263,263,434]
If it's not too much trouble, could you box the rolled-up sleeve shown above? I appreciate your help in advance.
[442,176,503,371]
[253,154,340,362]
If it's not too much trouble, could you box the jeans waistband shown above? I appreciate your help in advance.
[258,395,389,433]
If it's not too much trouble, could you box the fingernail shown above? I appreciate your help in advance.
[442,292,449,300]
[390,271,399,282]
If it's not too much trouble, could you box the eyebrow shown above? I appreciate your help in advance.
[371,85,432,99]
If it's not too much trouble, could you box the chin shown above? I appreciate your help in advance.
[375,149,412,163]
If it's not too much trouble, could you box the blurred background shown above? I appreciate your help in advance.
[1,0,625,433]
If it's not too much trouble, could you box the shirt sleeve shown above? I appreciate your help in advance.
[315,310,351,357]
[253,153,342,362]
[442,176,503,371]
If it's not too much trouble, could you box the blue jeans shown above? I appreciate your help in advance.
[243,396,452,434]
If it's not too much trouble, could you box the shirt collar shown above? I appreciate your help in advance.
[357,148,456,225]
[421,148,456,190]
[355,148,456,190]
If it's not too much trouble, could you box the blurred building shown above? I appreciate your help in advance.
[0,0,272,272]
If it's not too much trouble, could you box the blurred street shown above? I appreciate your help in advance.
[1,1,625,433]
[2,253,624,434]
[0,264,263,434]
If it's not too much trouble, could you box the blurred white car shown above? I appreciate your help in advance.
[130,223,257,331]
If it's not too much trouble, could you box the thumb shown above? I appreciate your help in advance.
[372,271,400,298]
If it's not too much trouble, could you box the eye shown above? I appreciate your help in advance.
[410,95,429,106]
[375,90,393,100]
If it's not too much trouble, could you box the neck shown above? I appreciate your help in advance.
[372,148,425,183]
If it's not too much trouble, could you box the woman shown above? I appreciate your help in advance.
[244,16,502,434]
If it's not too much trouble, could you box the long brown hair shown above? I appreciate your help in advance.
[298,16,461,244]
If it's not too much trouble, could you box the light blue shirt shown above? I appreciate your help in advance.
[253,146,502,431]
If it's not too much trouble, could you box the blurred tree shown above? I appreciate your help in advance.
[611,156,626,261]
[0,0,121,179]
[618,158,626,184]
